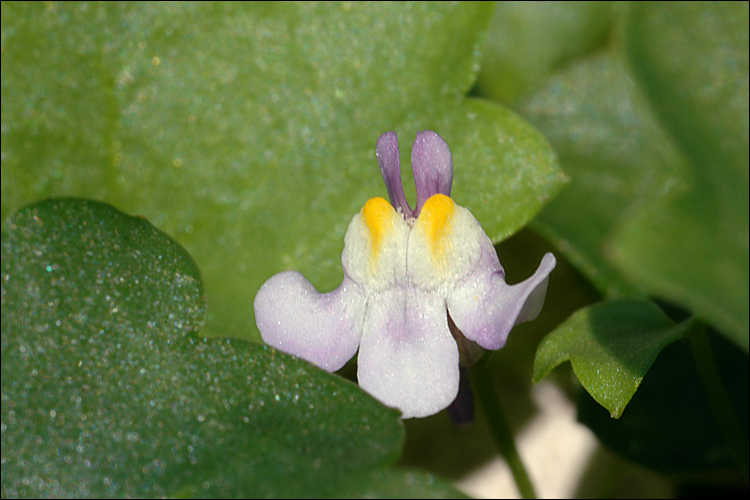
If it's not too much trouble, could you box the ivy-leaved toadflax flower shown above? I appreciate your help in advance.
[254,131,556,418]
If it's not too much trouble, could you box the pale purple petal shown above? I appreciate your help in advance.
[254,271,366,372]
[447,237,556,351]
[357,287,459,418]
[376,132,413,218]
[513,254,556,325]
[411,130,453,216]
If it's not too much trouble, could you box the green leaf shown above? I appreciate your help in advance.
[334,468,470,499]
[504,2,748,349]
[419,99,566,244]
[476,1,616,104]
[519,51,689,298]
[611,1,749,350]
[1,2,564,342]
[532,298,694,418]
[1,198,404,498]
[578,332,749,472]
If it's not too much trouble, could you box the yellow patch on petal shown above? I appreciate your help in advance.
[362,196,397,262]
[418,194,455,268]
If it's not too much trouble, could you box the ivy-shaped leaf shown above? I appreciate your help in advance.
[0,2,564,343]
[532,298,694,418]
[1,198,405,498]
[476,1,615,104]
[489,3,747,349]
[519,51,688,298]
[577,332,748,472]
[612,2,749,350]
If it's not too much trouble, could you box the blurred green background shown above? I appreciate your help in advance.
[2,2,747,498]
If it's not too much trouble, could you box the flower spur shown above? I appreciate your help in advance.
[254,131,556,418]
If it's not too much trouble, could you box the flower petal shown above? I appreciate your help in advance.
[254,271,366,372]
[343,197,410,291]
[357,287,459,418]
[412,130,453,216]
[376,131,413,218]
[407,194,483,291]
[447,239,557,350]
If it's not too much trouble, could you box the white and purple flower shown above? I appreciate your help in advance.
[254,131,556,418]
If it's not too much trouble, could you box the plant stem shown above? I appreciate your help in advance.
[689,325,749,482]
[470,360,537,499]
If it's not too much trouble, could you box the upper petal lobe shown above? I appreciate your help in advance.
[411,131,453,216]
